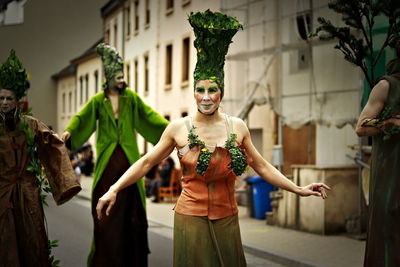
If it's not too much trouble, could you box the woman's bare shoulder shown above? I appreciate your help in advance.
[165,117,190,147]
[229,116,248,131]
[167,117,187,130]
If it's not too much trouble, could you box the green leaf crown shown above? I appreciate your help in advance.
[0,50,29,100]
[96,43,124,81]
[189,10,243,96]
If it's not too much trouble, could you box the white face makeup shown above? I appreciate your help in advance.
[194,80,222,115]
[0,89,17,114]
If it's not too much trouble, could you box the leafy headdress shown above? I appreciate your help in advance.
[0,50,30,100]
[96,43,124,81]
[189,10,243,98]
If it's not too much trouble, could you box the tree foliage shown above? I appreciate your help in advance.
[310,0,400,89]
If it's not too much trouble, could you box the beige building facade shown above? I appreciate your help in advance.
[54,0,362,166]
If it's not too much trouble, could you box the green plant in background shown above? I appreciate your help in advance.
[310,0,400,95]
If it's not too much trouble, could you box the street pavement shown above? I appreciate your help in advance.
[73,175,365,267]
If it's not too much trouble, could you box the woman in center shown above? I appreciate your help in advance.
[96,10,330,267]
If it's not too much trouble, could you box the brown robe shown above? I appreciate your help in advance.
[0,115,81,267]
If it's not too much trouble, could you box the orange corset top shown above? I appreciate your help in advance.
[173,115,250,220]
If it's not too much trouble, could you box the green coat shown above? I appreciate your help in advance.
[65,88,168,207]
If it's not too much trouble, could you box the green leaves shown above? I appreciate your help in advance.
[311,0,400,91]
[0,50,29,100]
[228,147,247,176]
[189,10,243,90]
[48,240,61,267]
[195,148,212,175]
[225,133,247,176]
[96,43,124,81]
[188,127,247,176]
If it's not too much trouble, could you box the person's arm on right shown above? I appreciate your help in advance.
[96,121,179,219]
[355,80,389,136]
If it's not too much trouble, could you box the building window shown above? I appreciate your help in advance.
[114,22,118,47]
[62,93,66,114]
[85,74,89,102]
[126,63,131,88]
[144,54,149,94]
[74,88,77,111]
[145,0,150,26]
[182,37,190,83]
[94,70,99,94]
[134,59,138,93]
[182,0,191,7]
[134,0,139,33]
[79,76,83,105]
[125,6,131,38]
[296,12,311,40]
[166,0,174,10]
[105,28,110,44]
[181,111,188,117]
[165,44,173,87]
[68,92,72,113]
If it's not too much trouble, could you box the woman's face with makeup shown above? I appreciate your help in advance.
[194,80,222,115]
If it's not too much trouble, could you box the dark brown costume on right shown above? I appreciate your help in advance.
[364,59,400,267]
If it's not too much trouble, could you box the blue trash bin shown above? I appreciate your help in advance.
[246,176,274,219]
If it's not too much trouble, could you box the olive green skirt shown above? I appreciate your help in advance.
[173,212,246,267]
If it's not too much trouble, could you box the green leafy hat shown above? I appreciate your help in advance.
[189,10,243,97]
[0,50,30,100]
[96,43,124,81]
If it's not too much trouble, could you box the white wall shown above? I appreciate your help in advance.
[57,75,76,134]
[279,0,362,165]
[76,58,102,111]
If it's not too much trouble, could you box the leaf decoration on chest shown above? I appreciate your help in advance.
[188,126,247,176]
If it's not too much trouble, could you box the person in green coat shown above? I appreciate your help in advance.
[61,43,168,267]
[356,43,400,267]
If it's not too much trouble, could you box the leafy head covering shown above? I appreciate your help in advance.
[189,10,243,97]
[0,50,30,100]
[96,43,124,81]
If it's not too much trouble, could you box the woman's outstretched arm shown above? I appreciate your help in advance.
[96,121,179,219]
[237,118,330,198]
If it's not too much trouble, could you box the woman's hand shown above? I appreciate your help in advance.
[297,183,331,199]
[96,188,118,220]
